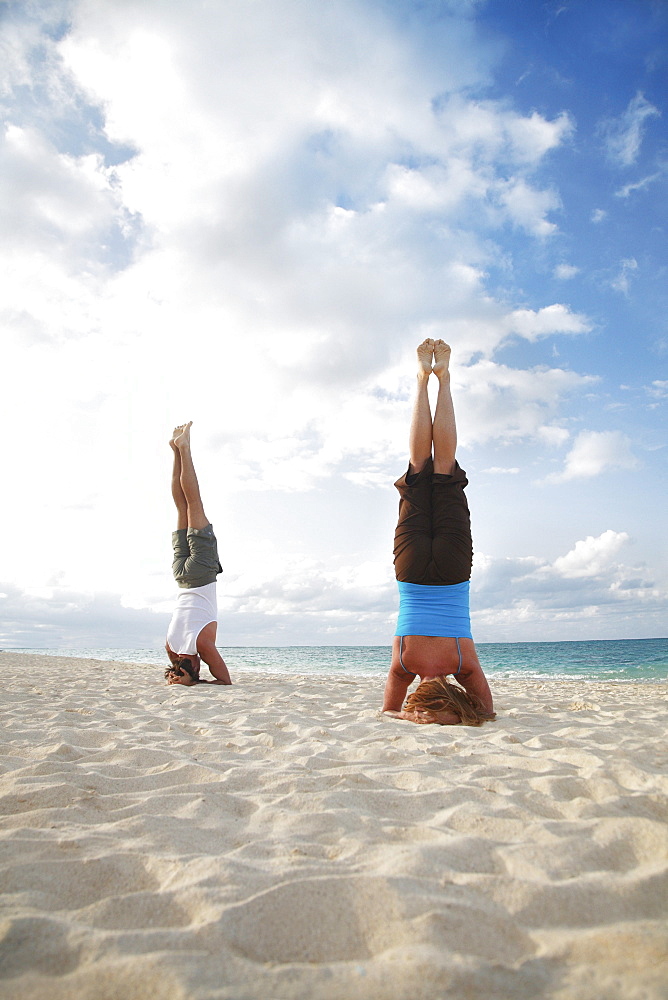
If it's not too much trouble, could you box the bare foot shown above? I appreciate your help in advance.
[169,425,184,450]
[433,340,451,380]
[417,339,434,379]
[172,421,193,450]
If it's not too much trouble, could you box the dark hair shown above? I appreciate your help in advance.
[164,656,197,681]
[404,674,496,726]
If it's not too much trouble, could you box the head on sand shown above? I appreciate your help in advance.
[165,645,202,685]
[404,675,496,726]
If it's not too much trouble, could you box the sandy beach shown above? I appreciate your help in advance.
[0,652,666,1000]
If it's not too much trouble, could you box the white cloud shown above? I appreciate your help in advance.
[471,532,667,641]
[506,303,591,340]
[554,263,579,279]
[553,530,629,579]
[646,380,668,400]
[537,425,570,447]
[0,120,129,231]
[506,109,573,162]
[0,1,591,476]
[547,430,638,482]
[4,521,666,647]
[454,360,595,446]
[599,91,661,168]
[0,582,170,649]
[615,170,664,199]
[494,177,561,237]
[591,208,607,223]
[1,1,664,646]
[435,96,573,165]
[610,257,638,296]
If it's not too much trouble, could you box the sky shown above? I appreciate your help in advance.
[1,0,666,649]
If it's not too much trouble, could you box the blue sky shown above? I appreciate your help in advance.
[1,0,666,648]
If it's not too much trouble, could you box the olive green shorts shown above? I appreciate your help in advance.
[172,523,223,589]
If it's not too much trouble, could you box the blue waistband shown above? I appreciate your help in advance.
[395,580,472,639]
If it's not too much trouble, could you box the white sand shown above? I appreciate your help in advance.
[0,652,666,1000]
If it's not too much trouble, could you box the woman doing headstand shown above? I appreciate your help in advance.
[382,340,495,726]
[165,422,232,686]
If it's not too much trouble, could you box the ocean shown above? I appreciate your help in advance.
[7,638,668,682]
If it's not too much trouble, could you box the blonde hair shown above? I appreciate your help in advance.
[404,675,496,726]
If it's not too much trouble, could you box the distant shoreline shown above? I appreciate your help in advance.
[2,641,667,683]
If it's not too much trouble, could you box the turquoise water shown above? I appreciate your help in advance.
[6,638,668,681]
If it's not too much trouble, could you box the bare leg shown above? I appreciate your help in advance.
[172,422,209,529]
[409,339,435,474]
[432,340,456,475]
[170,429,188,530]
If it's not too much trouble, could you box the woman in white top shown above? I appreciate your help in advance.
[165,422,232,686]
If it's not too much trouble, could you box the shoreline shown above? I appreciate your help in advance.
[2,646,666,684]
[1,652,667,999]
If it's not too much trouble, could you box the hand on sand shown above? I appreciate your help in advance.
[412,708,460,725]
[165,666,197,685]
[384,708,460,725]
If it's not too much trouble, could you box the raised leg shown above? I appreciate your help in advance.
[409,339,435,474]
[170,430,188,531]
[172,422,209,529]
[432,340,456,475]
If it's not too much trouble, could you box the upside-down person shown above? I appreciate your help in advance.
[164,422,231,687]
[382,340,495,726]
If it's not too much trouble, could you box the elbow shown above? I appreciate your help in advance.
[382,696,401,713]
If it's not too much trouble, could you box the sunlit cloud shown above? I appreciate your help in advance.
[1,0,665,646]
[546,430,638,482]
[553,530,629,578]
[494,177,561,236]
[471,530,666,640]
[506,303,591,340]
